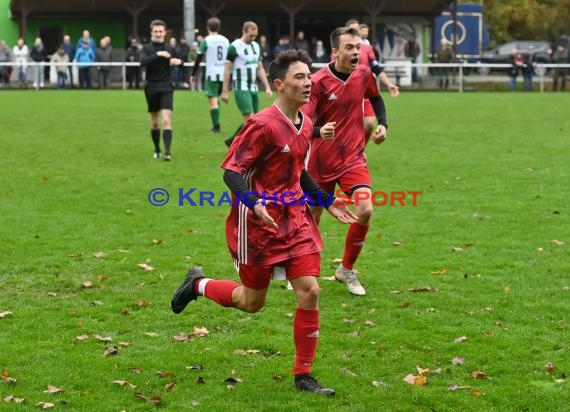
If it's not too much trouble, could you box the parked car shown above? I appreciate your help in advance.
[479,41,552,75]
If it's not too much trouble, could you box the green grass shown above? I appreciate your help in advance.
[1,90,569,411]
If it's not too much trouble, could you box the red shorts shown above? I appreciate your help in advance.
[363,99,374,117]
[238,253,321,290]
[318,165,372,196]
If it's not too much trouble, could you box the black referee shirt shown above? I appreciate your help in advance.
[141,41,175,82]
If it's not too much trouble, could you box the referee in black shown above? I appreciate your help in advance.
[141,19,182,161]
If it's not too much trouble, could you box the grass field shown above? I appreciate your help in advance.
[1,90,569,411]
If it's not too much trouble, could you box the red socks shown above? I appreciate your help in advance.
[293,308,320,375]
[342,222,369,270]
[196,279,239,307]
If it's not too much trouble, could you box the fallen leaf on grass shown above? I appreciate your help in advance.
[390,290,404,294]
[196,376,205,384]
[454,336,468,343]
[403,374,427,386]
[536,247,544,252]
[550,239,564,245]
[190,327,209,337]
[94,335,113,342]
[144,332,160,337]
[191,400,199,406]
[128,368,143,374]
[68,252,82,258]
[186,365,204,370]
[223,377,243,384]
[544,362,557,373]
[469,390,483,397]
[152,239,163,245]
[164,382,176,391]
[76,335,89,341]
[448,384,472,391]
[93,252,107,258]
[409,286,437,292]
[36,402,56,409]
[44,385,63,394]
[97,275,109,282]
[364,320,375,326]
[321,276,337,281]
[104,346,118,356]
[47,292,57,297]
[272,375,283,381]
[173,332,190,342]
[341,367,357,376]
[1,369,17,383]
[82,280,93,288]
[393,240,404,246]
[119,342,130,348]
[372,380,385,387]
[471,371,487,379]
[233,349,260,356]
[156,371,173,378]
[137,263,154,271]
[3,395,25,403]
[503,285,511,292]
[134,393,161,404]
[112,380,137,389]
[430,269,448,275]
[451,247,464,252]
[452,357,464,366]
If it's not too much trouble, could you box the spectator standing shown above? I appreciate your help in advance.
[294,30,311,54]
[126,37,142,89]
[508,48,524,91]
[51,46,70,89]
[404,35,421,83]
[552,45,567,91]
[178,36,191,88]
[435,39,454,89]
[96,37,113,89]
[259,34,272,72]
[359,24,371,45]
[311,40,328,64]
[12,38,28,87]
[522,52,535,92]
[273,35,294,57]
[168,37,181,89]
[76,30,96,54]
[61,35,75,87]
[30,37,48,88]
[0,40,13,87]
[74,41,95,88]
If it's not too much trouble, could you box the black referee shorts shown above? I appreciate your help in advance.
[145,81,174,112]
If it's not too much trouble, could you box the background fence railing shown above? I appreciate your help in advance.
[1,61,569,92]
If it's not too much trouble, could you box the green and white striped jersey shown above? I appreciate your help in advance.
[227,39,262,92]
[199,34,230,81]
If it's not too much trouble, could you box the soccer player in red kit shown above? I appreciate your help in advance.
[171,49,356,395]
[344,19,398,143]
[303,27,388,296]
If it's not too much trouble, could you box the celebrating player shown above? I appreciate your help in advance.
[171,49,356,395]
[303,27,388,296]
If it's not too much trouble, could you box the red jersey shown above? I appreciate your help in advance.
[303,64,379,182]
[220,103,323,266]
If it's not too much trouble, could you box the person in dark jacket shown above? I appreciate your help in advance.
[125,37,141,89]
[96,37,113,89]
[140,19,182,161]
[31,37,48,88]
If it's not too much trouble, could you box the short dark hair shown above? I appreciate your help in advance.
[269,49,312,82]
[150,19,166,30]
[330,27,359,50]
[207,17,221,32]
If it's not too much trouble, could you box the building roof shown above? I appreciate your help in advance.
[10,0,452,17]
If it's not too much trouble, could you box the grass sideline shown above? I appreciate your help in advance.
[1,90,569,411]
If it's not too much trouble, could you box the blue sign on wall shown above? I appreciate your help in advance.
[435,3,490,62]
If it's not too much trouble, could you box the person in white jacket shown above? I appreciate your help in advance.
[13,38,29,87]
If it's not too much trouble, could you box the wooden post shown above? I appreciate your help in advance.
[121,0,151,40]
[358,0,387,46]
[276,0,307,41]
